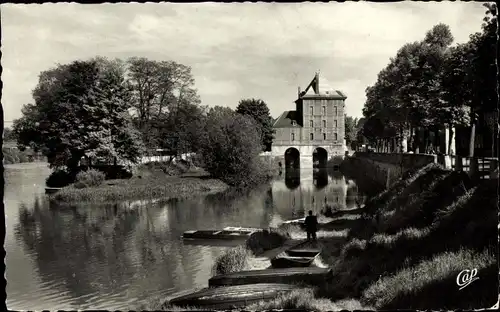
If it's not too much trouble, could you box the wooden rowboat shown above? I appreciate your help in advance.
[168,283,301,309]
[223,226,261,232]
[209,267,333,287]
[182,227,260,240]
[270,249,320,268]
[270,256,315,268]
[270,241,321,268]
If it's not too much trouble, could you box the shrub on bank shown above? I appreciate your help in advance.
[246,228,291,255]
[212,246,251,276]
[46,169,74,187]
[74,169,106,189]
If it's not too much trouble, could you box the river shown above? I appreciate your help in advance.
[4,162,365,310]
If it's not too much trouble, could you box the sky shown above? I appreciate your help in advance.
[1,1,490,126]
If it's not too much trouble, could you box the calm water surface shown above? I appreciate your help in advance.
[5,162,365,310]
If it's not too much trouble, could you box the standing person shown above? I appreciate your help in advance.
[304,210,318,241]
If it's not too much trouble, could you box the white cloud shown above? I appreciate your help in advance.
[1,1,489,123]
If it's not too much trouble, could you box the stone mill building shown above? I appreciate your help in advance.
[271,72,347,168]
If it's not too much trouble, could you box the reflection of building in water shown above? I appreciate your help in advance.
[271,169,348,217]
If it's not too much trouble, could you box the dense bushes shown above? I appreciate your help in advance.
[196,107,273,188]
[46,170,74,187]
[246,228,291,255]
[74,169,106,188]
[90,165,133,179]
[212,246,251,276]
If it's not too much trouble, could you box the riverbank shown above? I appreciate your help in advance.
[50,163,229,203]
[153,162,497,310]
[313,163,497,310]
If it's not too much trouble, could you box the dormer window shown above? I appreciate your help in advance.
[292,120,297,126]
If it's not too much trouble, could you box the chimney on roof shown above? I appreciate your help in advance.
[315,72,320,95]
[298,86,301,97]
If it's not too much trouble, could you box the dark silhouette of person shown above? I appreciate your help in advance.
[304,210,318,241]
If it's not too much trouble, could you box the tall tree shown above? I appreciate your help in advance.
[197,106,265,187]
[13,59,144,174]
[344,116,358,150]
[126,57,201,148]
[235,98,275,152]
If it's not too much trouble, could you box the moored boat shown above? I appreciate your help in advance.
[270,256,315,268]
[182,227,260,240]
[45,187,62,194]
[168,283,302,309]
[270,241,321,268]
[209,267,333,287]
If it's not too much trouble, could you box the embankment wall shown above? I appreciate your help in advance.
[340,152,438,191]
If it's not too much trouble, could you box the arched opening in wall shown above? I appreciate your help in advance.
[313,147,328,168]
[284,147,300,169]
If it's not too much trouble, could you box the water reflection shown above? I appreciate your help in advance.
[7,165,365,310]
[274,168,364,219]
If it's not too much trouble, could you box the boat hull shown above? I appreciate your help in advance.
[168,283,301,309]
[182,229,254,240]
[270,256,315,268]
[209,267,333,287]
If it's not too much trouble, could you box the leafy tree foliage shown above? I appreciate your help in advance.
[126,57,201,148]
[196,106,269,187]
[345,116,359,149]
[13,58,145,173]
[236,98,275,151]
[153,102,208,157]
[361,7,497,155]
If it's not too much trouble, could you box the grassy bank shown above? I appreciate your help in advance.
[313,163,498,309]
[50,161,229,203]
[231,162,497,310]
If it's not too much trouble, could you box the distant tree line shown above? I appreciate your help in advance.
[360,3,497,156]
[12,56,275,187]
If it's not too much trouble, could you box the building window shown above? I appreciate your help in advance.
[310,106,313,115]
[291,133,295,141]
[322,106,326,115]
[309,120,313,127]
[310,133,314,140]
[334,133,338,141]
[334,107,338,115]
[334,120,338,127]
[323,133,326,140]
[323,120,326,128]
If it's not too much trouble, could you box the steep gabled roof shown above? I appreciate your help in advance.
[273,110,302,128]
[299,72,347,100]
